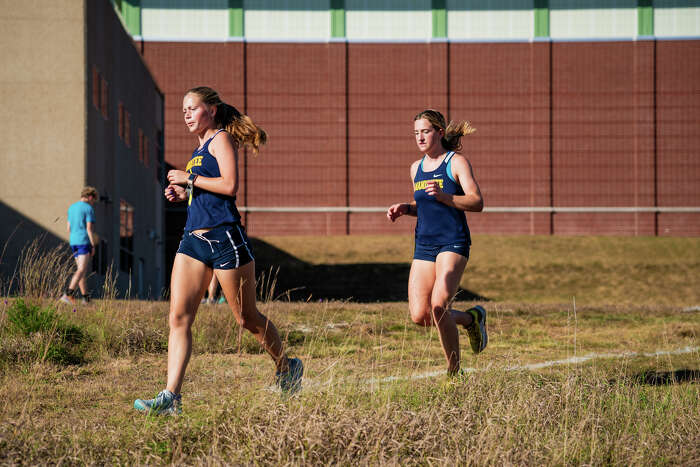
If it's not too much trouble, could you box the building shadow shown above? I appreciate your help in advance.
[631,369,700,386]
[250,237,488,303]
[608,369,700,387]
[0,202,69,294]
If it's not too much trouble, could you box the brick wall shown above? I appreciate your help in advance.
[140,39,700,237]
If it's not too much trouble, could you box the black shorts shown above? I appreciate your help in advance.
[177,223,254,270]
[413,240,470,262]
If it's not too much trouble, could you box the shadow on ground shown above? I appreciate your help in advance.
[609,369,700,387]
[632,369,700,386]
[251,238,488,303]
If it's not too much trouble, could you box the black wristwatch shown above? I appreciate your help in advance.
[187,172,197,190]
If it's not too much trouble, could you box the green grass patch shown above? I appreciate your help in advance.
[2,299,88,365]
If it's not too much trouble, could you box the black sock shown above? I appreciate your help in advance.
[67,288,76,297]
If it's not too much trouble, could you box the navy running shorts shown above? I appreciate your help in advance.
[71,244,92,258]
[413,240,470,262]
[177,223,254,270]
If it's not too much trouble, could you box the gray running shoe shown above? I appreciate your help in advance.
[276,357,303,395]
[134,389,182,415]
[465,305,488,354]
[59,294,73,305]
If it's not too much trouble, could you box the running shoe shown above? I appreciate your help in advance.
[134,389,182,415]
[59,294,73,305]
[276,357,303,395]
[465,305,488,354]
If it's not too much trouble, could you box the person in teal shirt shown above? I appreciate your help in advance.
[60,186,98,304]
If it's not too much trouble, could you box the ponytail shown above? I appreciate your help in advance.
[443,120,476,152]
[215,103,267,154]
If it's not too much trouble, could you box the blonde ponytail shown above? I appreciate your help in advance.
[218,104,267,154]
[443,120,476,152]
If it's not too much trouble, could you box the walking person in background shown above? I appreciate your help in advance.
[134,86,302,415]
[201,274,221,304]
[387,109,488,376]
[60,186,98,305]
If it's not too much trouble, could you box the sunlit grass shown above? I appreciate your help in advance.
[0,297,698,464]
[0,234,699,464]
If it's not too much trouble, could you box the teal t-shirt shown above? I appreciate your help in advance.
[67,201,95,246]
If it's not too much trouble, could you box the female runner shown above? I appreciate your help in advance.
[134,87,302,414]
[387,109,487,375]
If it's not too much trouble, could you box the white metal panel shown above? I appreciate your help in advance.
[346,11,432,40]
[654,6,700,37]
[245,9,331,39]
[141,0,229,40]
[345,0,431,40]
[448,9,533,39]
[550,7,637,38]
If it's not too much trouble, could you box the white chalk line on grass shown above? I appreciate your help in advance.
[268,346,699,393]
[366,346,699,385]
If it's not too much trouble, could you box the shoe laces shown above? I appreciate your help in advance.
[154,390,180,408]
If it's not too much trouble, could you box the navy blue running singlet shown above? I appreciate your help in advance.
[413,151,471,246]
[184,129,241,232]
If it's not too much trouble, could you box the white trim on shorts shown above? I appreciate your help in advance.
[225,230,241,269]
[236,224,254,260]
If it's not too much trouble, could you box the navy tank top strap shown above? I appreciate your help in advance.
[197,129,225,154]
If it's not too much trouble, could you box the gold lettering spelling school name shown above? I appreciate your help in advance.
[414,179,443,191]
[185,156,203,173]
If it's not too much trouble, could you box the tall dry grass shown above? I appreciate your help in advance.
[11,237,74,299]
[0,299,698,465]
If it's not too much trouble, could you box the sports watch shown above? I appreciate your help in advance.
[187,172,198,189]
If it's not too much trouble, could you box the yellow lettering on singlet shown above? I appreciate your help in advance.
[414,179,443,191]
[186,156,203,172]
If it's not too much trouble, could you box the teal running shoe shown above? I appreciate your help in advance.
[465,305,488,354]
[134,389,182,415]
[276,357,303,395]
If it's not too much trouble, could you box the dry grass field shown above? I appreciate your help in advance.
[0,234,698,464]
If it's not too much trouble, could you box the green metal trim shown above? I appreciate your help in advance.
[637,0,653,36]
[534,0,549,38]
[432,0,447,38]
[122,0,141,36]
[229,0,244,37]
[330,0,345,38]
